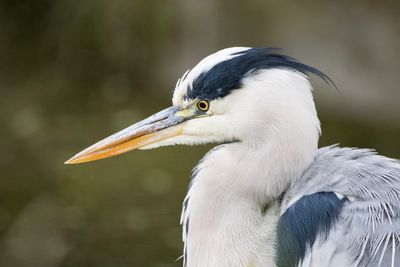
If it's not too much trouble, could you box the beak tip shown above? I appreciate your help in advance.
[64,154,85,165]
[64,157,77,165]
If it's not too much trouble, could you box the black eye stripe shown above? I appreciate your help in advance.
[185,47,333,101]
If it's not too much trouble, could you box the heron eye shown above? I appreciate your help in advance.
[196,100,209,112]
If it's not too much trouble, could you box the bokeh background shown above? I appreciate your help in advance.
[0,0,399,266]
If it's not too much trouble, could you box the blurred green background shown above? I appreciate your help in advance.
[0,0,399,266]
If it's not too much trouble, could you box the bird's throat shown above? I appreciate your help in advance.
[181,139,317,267]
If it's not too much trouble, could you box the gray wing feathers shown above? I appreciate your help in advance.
[282,145,400,267]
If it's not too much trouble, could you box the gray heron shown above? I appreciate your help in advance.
[66,47,400,267]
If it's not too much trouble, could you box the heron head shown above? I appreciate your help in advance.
[66,47,329,164]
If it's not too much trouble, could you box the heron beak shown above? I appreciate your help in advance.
[65,106,190,164]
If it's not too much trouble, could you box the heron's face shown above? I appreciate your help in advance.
[66,47,326,164]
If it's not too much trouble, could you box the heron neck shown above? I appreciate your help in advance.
[182,132,318,267]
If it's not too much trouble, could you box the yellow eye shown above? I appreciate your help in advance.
[196,100,209,112]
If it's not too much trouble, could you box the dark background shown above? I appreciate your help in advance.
[0,1,399,266]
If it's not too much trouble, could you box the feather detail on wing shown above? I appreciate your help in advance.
[280,145,400,267]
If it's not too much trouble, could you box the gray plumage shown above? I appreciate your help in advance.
[281,145,400,266]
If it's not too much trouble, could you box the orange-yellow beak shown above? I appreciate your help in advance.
[65,106,189,164]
